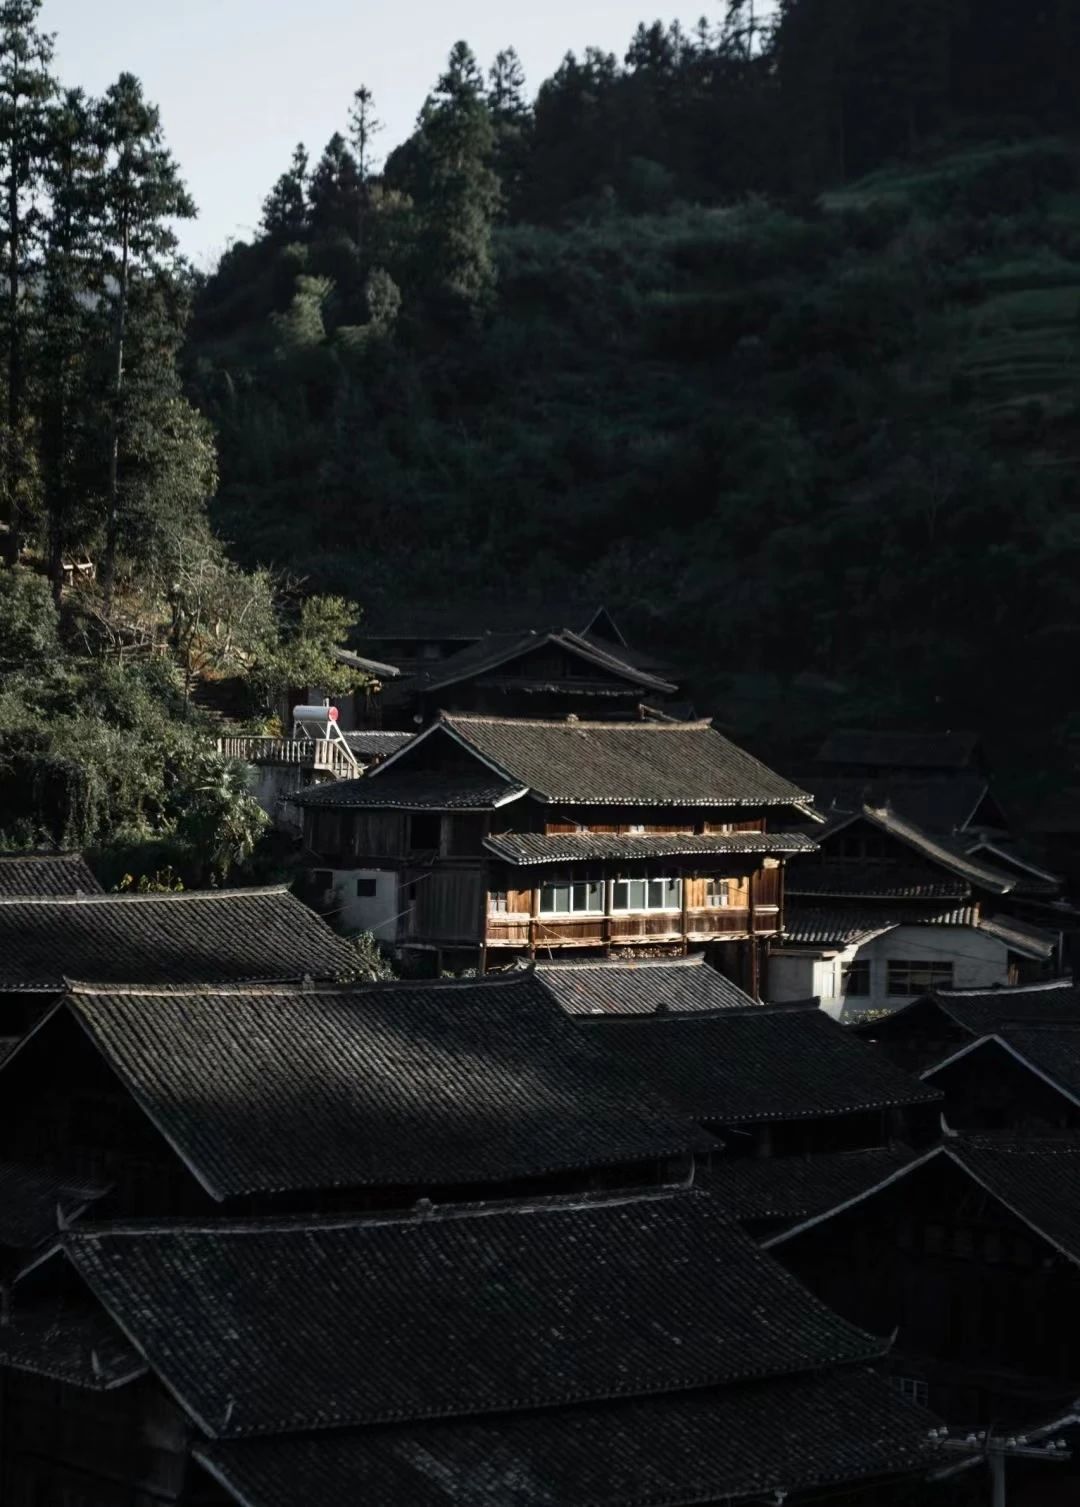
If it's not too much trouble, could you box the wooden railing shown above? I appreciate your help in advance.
[218,736,356,778]
[486,907,782,949]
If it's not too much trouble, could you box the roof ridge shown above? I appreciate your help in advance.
[442,712,714,731]
[65,971,541,999]
[0,884,291,907]
[534,954,707,972]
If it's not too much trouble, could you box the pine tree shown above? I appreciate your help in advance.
[349,86,383,181]
[261,143,309,240]
[94,73,196,602]
[488,48,530,216]
[40,87,100,599]
[409,42,501,317]
[308,131,363,241]
[0,0,56,566]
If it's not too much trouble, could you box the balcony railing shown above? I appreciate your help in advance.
[486,907,782,949]
[218,736,356,779]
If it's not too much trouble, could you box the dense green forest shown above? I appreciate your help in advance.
[2,0,1080,864]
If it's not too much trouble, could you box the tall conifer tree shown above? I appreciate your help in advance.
[0,0,55,565]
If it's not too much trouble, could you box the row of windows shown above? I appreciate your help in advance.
[840,959,955,997]
[535,877,751,916]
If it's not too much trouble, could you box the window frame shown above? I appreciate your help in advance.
[841,959,872,997]
[539,878,605,917]
[611,876,683,913]
[886,959,955,997]
[704,877,749,909]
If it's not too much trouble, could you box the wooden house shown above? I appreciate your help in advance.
[0,1188,942,1506]
[767,1137,1080,1432]
[769,803,1062,1017]
[0,975,711,1229]
[293,712,817,986]
[374,628,681,730]
[815,729,986,781]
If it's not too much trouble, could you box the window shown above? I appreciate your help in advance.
[355,878,377,898]
[894,1377,928,1408]
[489,891,509,914]
[612,877,682,912]
[705,877,748,908]
[887,960,954,997]
[540,880,604,915]
[408,813,442,850]
[841,960,872,996]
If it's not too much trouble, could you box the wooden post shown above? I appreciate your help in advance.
[748,869,760,1001]
[529,884,539,959]
[681,871,690,956]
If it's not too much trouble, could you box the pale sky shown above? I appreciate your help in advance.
[44,0,761,268]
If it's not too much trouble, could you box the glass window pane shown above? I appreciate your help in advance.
[665,878,682,909]
[540,887,556,914]
[630,879,647,909]
[612,881,628,911]
[587,880,604,911]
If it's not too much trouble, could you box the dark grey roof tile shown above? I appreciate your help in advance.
[536,956,758,1015]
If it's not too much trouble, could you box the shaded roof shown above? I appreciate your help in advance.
[66,1192,882,1438]
[0,1162,110,1252]
[0,887,359,992]
[342,730,414,760]
[698,1148,926,1224]
[295,770,525,811]
[787,862,969,901]
[13,977,708,1198]
[817,730,981,771]
[850,981,1080,1050]
[769,1138,1080,1267]
[535,955,758,1016]
[398,630,676,699]
[578,1006,940,1124]
[0,1295,144,1391]
[376,714,810,809]
[195,1367,938,1507]
[780,906,978,949]
[357,601,623,644]
[977,913,1059,961]
[794,775,994,835]
[0,851,102,897]
[485,831,816,865]
[815,806,1015,894]
[963,838,1061,893]
[332,646,401,679]
[924,1027,1080,1110]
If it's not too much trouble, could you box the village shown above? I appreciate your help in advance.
[0,595,1078,1506]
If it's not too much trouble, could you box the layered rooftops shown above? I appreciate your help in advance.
[0,885,360,992]
[0,850,103,897]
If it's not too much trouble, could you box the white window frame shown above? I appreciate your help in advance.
[704,877,749,909]
[539,879,605,917]
[887,959,954,997]
[612,876,683,913]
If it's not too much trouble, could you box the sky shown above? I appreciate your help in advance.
[43,0,766,268]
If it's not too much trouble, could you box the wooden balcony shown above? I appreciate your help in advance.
[485,907,782,950]
[218,735,356,779]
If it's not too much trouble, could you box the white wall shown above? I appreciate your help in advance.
[822,925,1010,1020]
[314,868,400,942]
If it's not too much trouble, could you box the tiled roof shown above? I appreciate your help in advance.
[0,887,359,992]
[579,1007,940,1124]
[768,1138,1080,1265]
[794,775,993,835]
[953,1137,1080,1264]
[816,730,980,771]
[0,851,102,897]
[0,1163,110,1251]
[195,1367,939,1507]
[935,979,1080,1034]
[780,906,977,948]
[400,630,676,698]
[928,1027,1080,1110]
[698,1148,926,1224]
[333,647,401,679]
[787,862,969,900]
[66,1192,883,1437]
[26,976,708,1197]
[535,955,758,1015]
[485,831,817,864]
[0,1295,145,1390]
[294,770,524,811]
[977,913,1058,961]
[342,730,414,759]
[394,714,811,808]
[815,806,1015,894]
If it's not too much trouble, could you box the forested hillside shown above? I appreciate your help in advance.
[3,0,1080,864]
[188,0,1080,790]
